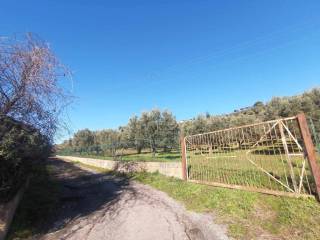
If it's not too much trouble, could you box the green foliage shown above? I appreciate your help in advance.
[58,109,180,157]
[139,109,179,153]
[73,129,95,149]
[8,162,60,239]
[0,116,51,202]
[126,116,145,153]
[181,88,320,135]
[56,151,181,162]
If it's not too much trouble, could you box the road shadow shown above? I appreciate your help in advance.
[47,158,138,232]
[13,157,138,237]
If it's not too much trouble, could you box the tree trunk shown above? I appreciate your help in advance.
[150,139,157,157]
[137,146,142,154]
[163,146,168,152]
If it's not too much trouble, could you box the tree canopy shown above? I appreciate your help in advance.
[181,88,320,135]
[59,88,320,157]
[59,109,180,156]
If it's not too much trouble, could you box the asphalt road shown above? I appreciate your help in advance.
[38,158,228,240]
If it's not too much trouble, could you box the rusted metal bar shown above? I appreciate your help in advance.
[297,113,320,200]
[180,136,187,180]
[188,116,297,137]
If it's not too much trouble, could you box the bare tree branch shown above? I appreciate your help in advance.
[0,33,73,141]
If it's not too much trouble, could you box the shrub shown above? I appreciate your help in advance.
[0,116,51,202]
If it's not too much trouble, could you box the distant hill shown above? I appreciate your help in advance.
[181,88,320,135]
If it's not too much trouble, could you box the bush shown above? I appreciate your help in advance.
[0,116,51,202]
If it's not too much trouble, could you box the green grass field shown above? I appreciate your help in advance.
[187,149,316,195]
[58,151,181,162]
[130,171,320,240]
[121,151,181,162]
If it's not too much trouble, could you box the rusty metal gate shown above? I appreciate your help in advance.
[181,113,320,199]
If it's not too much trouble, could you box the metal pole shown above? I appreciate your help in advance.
[279,121,298,192]
[180,136,187,180]
[297,113,320,200]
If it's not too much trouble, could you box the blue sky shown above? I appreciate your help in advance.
[1,0,320,142]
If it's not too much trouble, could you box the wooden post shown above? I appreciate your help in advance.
[297,113,320,200]
[180,136,187,180]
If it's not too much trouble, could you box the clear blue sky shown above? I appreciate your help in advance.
[1,0,320,142]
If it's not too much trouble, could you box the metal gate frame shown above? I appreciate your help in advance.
[181,113,320,200]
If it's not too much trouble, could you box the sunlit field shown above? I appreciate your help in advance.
[57,148,181,162]
[187,149,318,195]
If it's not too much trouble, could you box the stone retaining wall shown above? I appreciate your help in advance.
[56,156,183,179]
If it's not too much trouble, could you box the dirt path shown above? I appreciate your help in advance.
[38,158,228,240]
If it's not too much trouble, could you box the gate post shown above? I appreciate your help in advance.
[297,113,320,200]
[180,136,187,180]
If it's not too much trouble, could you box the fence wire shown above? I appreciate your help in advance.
[309,118,320,154]
[57,136,181,162]
[185,117,317,197]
